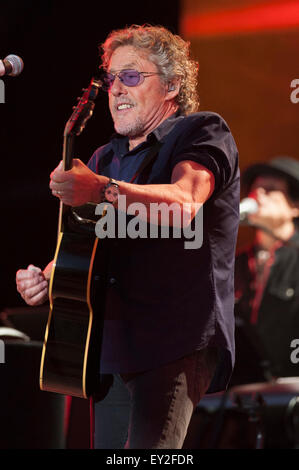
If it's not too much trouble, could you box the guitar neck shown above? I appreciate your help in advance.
[56,77,102,239]
[56,133,74,238]
[63,133,75,171]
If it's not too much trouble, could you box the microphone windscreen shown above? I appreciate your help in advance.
[239,197,258,221]
[5,54,24,76]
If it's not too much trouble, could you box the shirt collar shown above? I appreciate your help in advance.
[151,111,184,142]
[111,111,184,155]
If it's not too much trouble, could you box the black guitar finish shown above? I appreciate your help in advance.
[39,78,106,399]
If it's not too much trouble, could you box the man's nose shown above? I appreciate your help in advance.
[110,76,127,95]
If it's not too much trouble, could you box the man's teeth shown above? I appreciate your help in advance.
[117,104,133,110]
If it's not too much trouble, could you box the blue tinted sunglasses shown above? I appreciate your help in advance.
[101,69,161,91]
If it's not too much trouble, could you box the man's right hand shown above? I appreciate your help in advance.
[16,264,49,306]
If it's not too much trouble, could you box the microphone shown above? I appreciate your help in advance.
[0,54,24,77]
[239,197,258,222]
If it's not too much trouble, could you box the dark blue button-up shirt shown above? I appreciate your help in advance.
[88,111,240,392]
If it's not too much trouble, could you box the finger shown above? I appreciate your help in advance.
[20,280,48,300]
[49,179,69,191]
[50,184,71,201]
[17,267,45,285]
[16,269,28,281]
[28,264,42,272]
[50,162,69,183]
[72,158,83,168]
[51,188,63,198]
[25,287,48,306]
[17,277,47,295]
[16,268,42,282]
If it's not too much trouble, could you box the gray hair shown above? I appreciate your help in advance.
[100,24,200,115]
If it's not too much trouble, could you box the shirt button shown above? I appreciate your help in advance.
[109,277,117,285]
[286,288,294,297]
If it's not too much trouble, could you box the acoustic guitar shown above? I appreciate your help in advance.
[39,78,107,399]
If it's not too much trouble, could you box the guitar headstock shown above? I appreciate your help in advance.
[64,77,102,137]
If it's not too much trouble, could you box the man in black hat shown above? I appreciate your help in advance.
[232,156,299,385]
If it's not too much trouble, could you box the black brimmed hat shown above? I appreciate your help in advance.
[242,156,299,199]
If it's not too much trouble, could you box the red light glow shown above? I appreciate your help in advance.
[181,1,299,37]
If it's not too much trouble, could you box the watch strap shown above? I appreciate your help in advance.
[102,178,119,203]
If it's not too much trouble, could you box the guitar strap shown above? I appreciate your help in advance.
[129,140,163,184]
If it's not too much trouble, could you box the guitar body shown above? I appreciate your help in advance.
[39,78,106,399]
[40,222,103,398]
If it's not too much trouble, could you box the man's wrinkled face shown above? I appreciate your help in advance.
[107,45,170,141]
[248,175,299,229]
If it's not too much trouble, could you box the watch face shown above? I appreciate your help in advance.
[105,185,119,203]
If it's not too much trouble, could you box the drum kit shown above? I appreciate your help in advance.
[184,377,299,449]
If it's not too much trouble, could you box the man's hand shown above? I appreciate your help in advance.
[16,265,49,306]
[49,159,105,206]
[248,187,298,231]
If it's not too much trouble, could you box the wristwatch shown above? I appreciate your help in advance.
[102,178,120,204]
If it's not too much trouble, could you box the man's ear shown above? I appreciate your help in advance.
[165,78,181,100]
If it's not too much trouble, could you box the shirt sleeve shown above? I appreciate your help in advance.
[170,112,238,194]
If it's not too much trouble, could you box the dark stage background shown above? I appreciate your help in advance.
[0,0,180,310]
[1,0,299,451]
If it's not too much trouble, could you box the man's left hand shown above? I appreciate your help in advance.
[49,159,104,206]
